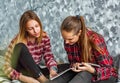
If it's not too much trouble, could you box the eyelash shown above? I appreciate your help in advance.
[27,26,39,30]
[66,38,73,41]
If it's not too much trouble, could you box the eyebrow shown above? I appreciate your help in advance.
[26,27,33,30]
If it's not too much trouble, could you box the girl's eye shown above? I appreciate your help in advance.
[35,25,40,28]
[27,27,33,30]
[68,38,74,40]
[35,25,38,27]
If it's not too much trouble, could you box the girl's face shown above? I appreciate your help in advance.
[61,30,81,45]
[26,20,41,38]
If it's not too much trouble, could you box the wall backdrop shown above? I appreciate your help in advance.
[0,0,120,82]
[0,0,120,62]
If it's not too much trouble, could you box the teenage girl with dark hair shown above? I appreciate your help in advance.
[48,15,118,83]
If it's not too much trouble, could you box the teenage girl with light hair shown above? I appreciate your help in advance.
[3,10,58,83]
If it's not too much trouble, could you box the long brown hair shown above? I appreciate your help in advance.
[61,16,102,62]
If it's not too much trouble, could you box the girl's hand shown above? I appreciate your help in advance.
[72,63,82,72]
[49,69,58,78]
[78,63,95,73]
[72,62,95,73]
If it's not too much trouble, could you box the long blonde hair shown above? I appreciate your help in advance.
[13,10,43,50]
[3,10,43,77]
[61,16,102,62]
[18,10,43,43]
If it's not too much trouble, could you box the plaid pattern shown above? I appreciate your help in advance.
[27,35,57,69]
[64,30,118,82]
[4,35,57,80]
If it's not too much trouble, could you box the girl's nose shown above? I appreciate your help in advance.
[33,28,37,33]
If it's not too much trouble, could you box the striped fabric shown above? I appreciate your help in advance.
[64,30,118,82]
[3,34,57,80]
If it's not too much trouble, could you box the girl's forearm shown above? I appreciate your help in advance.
[19,74,29,82]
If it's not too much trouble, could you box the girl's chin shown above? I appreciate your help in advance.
[35,35,40,38]
[34,34,40,38]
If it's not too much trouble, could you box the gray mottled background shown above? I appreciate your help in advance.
[0,0,120,82]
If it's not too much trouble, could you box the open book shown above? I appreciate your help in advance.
[50,63,100,80]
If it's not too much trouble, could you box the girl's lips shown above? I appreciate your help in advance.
[34,33,40,37]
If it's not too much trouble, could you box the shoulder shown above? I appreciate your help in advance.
[41,31,50,42]
[88,29,104,41]
[42,31,47,37]
[42,31,49,38]
[8,35,18,48]
[11,35,18,43]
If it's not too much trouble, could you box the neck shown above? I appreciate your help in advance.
[27,36,36,43]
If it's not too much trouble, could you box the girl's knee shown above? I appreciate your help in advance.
[77,71,92,78]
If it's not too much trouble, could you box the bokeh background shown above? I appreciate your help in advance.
[0,0,120,82]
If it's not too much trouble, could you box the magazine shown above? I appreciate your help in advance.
[50,63,100,80]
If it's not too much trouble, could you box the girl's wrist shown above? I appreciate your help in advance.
[50,66,58,72]
[89,67,96,74]
[92,68,97,75]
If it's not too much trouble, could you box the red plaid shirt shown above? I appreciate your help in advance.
[9,35,57,79]
[64,30,118,82]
